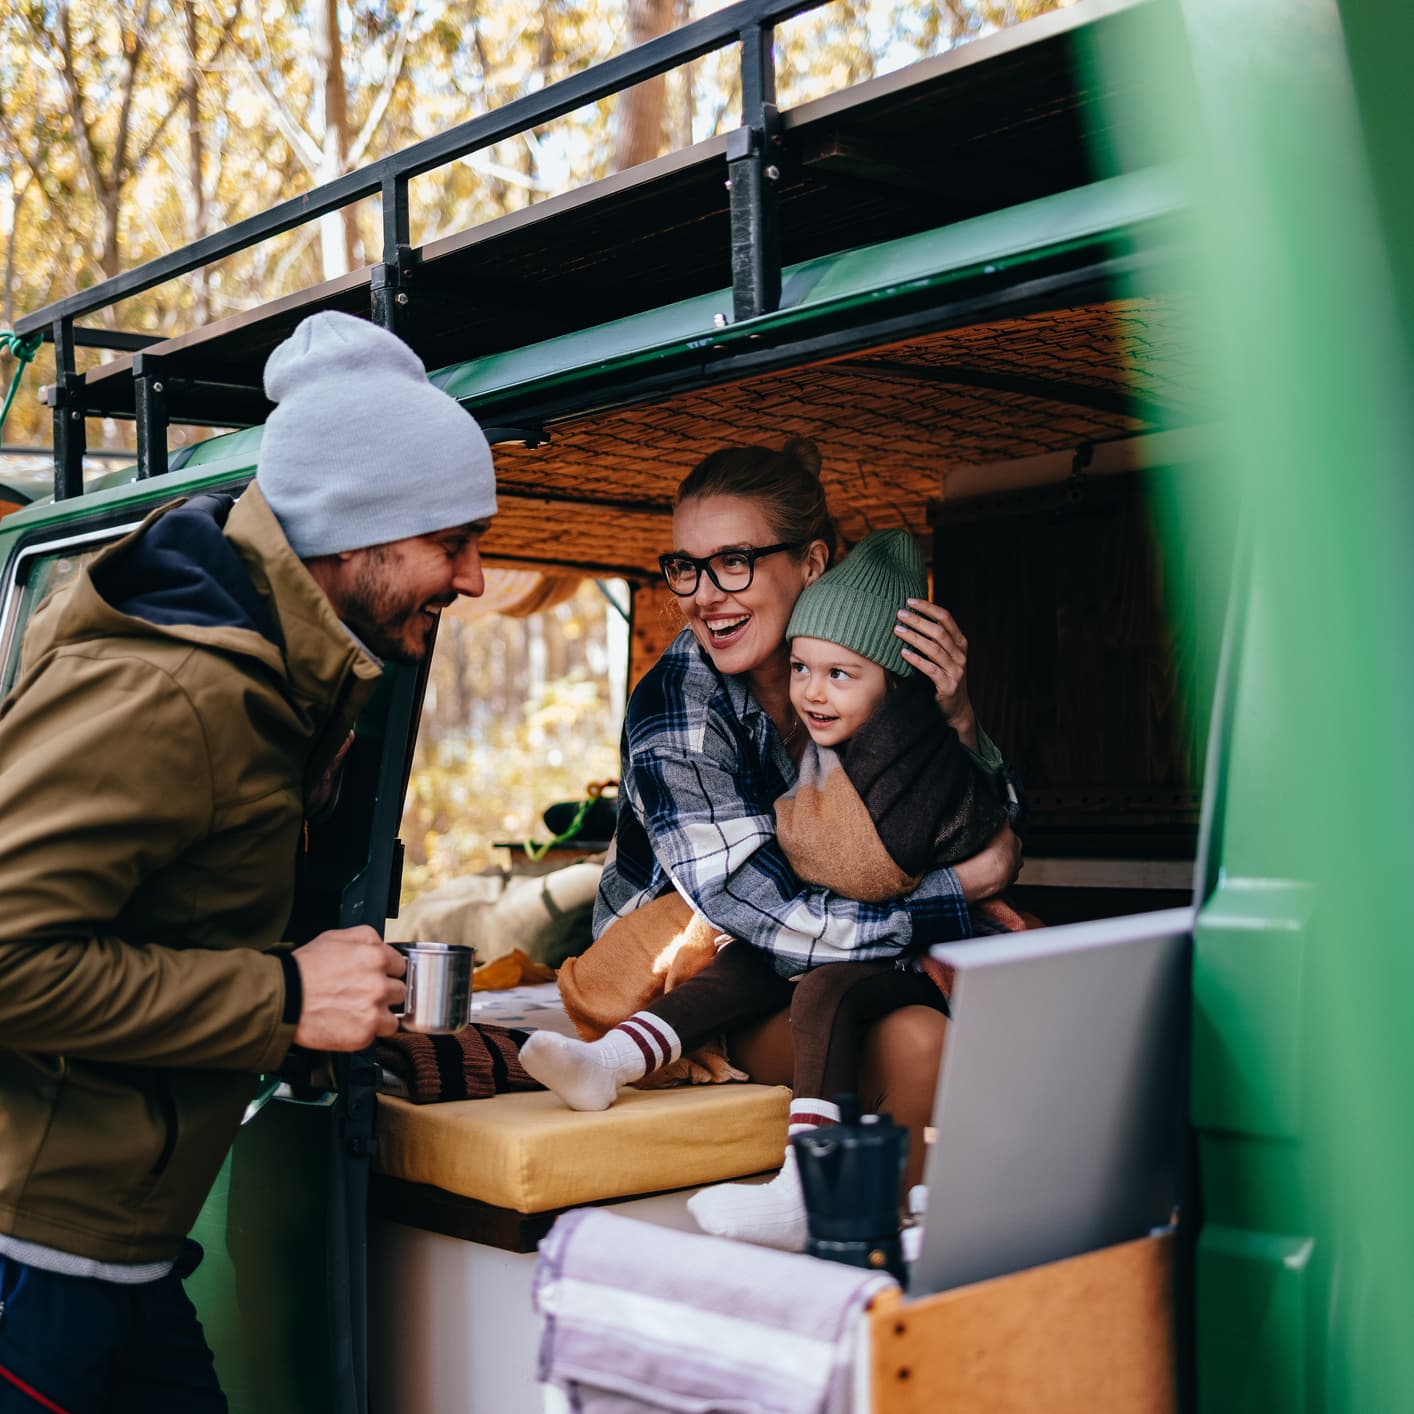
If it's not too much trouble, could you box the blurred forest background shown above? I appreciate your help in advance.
[400,574,627,895]
[1,0,1068,901]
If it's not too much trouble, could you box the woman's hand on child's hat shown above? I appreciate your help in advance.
[895,599,977,749]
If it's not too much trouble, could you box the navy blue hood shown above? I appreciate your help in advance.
[94,493,283,648]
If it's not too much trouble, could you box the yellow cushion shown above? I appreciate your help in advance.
[376,1084,790,1213]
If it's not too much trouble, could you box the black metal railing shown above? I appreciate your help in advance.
[15,0,839,498]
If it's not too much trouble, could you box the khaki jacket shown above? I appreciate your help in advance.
[0,485,382,1263]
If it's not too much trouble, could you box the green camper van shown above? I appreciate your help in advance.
[3,0,1411,1408]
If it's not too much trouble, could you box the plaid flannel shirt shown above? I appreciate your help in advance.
[594,629,1001,977]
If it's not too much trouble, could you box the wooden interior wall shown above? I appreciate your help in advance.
[628,582,686,692]
[932,470,1222,856]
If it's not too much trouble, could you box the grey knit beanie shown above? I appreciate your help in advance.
[786,528,926,677]
[256,311,497,557]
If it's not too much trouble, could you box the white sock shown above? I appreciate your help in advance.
[686,1098,838,1251]
[520,1013,681,1111]
[902,1184,928,1265]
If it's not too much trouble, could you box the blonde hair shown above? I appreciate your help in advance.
[675,438,837,566]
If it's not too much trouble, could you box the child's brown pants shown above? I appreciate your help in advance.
[648,941,947,1128]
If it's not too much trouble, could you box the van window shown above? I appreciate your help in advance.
[0,538,111,698]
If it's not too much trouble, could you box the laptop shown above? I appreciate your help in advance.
[909,907,1193,1296]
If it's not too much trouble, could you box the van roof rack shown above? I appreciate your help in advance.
[13,0,1168,506]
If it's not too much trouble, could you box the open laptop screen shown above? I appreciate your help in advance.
[911,907,1192,1296]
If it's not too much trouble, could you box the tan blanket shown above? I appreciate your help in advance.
[556,892,747,1086]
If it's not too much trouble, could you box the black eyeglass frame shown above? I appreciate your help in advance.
[657,541,802,596]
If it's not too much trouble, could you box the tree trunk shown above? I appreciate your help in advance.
[311,0,356,278]
[612,0,678,172]
[674,0,696,154]
[2,177,30,334]
[183,1,210,323]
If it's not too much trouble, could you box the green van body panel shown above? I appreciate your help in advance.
[185,1106,345,1414]
[1144,0,1414,1407]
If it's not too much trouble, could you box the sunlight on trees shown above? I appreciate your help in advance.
[400,576,625,900]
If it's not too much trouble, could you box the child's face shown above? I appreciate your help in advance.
[788,637,890,747]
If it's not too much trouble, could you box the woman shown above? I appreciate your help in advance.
[592,438,1021,1246]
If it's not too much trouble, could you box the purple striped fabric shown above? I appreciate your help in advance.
[534,1208,894,1413]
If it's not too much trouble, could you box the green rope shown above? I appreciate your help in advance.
[523,794,597,862]
[0,332,43,447]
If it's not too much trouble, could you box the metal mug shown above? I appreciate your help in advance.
[392,942,475,1033]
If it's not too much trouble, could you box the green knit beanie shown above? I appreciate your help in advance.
[786,528,926,677]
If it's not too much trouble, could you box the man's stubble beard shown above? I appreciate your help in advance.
[339,548,429,666]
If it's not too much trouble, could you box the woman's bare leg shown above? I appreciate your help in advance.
[857,1004,948,1191]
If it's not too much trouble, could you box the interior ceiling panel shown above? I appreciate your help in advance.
[484,294,1190,579]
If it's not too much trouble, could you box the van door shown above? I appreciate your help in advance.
[1186,541,1326,1412]
[183,660,424,1414]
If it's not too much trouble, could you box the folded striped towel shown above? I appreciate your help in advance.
[374,1024,543,1103]
[534,1209,894,1413]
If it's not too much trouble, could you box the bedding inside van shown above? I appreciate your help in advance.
[374,982,790,1214]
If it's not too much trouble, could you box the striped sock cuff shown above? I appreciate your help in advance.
[788,1097,841,1134]
[616,1013,682,1072]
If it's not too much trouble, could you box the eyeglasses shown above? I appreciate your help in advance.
[658,542,801,596]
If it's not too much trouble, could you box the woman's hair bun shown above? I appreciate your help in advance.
[782,437,822,479]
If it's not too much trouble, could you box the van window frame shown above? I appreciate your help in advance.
[0,475,259,696]
[0,523,140,696]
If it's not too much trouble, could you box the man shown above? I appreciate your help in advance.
[0,311,495,1411]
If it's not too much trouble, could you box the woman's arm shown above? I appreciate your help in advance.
[953,823,1023,902]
